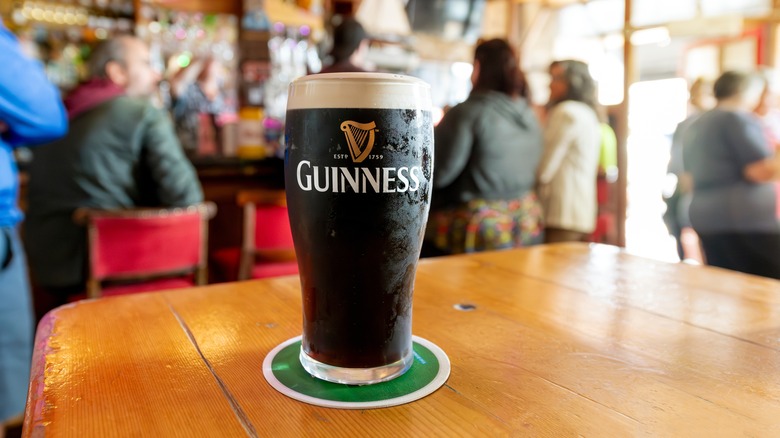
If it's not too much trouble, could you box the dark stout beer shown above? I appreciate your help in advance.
[284,73,433,384]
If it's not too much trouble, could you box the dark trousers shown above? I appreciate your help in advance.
[663,193,684,260]
[544,228,589,244]
[698,232,780,279]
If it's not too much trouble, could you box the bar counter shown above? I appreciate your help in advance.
[23,243,780,436]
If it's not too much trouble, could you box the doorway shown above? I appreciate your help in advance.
[624,78,689,262]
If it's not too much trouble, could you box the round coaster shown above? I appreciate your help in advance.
[263,335,450,409]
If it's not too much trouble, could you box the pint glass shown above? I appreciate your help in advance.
[284,73,433,385]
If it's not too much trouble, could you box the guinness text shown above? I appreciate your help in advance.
[296,160,423,193]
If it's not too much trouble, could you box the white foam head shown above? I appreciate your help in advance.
[287,73,432,111]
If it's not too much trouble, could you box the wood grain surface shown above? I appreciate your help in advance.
[23,243,780,437]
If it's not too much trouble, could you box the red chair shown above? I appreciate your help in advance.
[73,202,216,299]
[211,189,298,281]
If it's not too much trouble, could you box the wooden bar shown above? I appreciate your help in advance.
[23,243,780,436]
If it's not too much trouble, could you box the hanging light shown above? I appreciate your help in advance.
[355,0,411,39]
[630,27,671,46]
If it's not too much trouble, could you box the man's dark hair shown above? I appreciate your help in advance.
[713,70,763,100]
[330,18,367,62]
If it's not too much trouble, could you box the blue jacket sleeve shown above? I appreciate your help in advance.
[0,22,68,147]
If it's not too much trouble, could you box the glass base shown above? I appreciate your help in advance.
[299,348,413,385]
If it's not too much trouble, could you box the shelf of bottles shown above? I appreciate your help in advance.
[134,1,240,157]
[237,0,322,159]
[10,0,134,31]
[6,0,135,90]
[136,2,237,67]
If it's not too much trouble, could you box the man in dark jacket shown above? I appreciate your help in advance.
[26,35,203,317]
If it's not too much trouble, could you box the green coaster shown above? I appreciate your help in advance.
[263,336,450,409]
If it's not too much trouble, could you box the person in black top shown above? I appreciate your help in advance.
[320,18,370,74]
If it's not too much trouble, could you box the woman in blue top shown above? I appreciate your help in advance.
[683,70,780,279]
[0,20,67,429]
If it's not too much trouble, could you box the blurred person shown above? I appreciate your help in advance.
[516,69,532,101]
[170,57,226,156]
[0,19,67,434]
[517,69,545,122]
[25,35,203,319]
[684,70,780,279]
[664,78,713,261]
[596,106,618,180]
[423,39,544,255]
[590,110,618,244]
[754,68,780,150]
[320,18,370,74]
[753,69,780,220]
[538,59,601,243]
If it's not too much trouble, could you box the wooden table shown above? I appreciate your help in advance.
[23,243,780,437]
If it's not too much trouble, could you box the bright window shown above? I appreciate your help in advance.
[558,0,624,37]
[631,0,697,27]
[700,0,771,17]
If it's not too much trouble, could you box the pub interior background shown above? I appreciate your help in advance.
[2,0,778,267]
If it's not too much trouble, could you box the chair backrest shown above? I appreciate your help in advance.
[236,189,296,280]
[75,202,216,298]
[596,175,610,205]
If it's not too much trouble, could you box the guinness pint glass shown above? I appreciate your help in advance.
[285,73,433,384]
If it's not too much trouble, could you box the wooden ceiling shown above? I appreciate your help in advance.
[144,0,322,29]
[145,0,241,15]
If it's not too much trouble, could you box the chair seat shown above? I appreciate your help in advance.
[251,261,299,279]
[589,213,614,243]
[212,247,299,281]
[68,278,196,302]
[101,278,196,296]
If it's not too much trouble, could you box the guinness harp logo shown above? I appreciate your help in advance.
[340,120,378,163]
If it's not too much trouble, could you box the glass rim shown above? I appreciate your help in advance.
[291,72,430,88]
[287,73,432,110]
